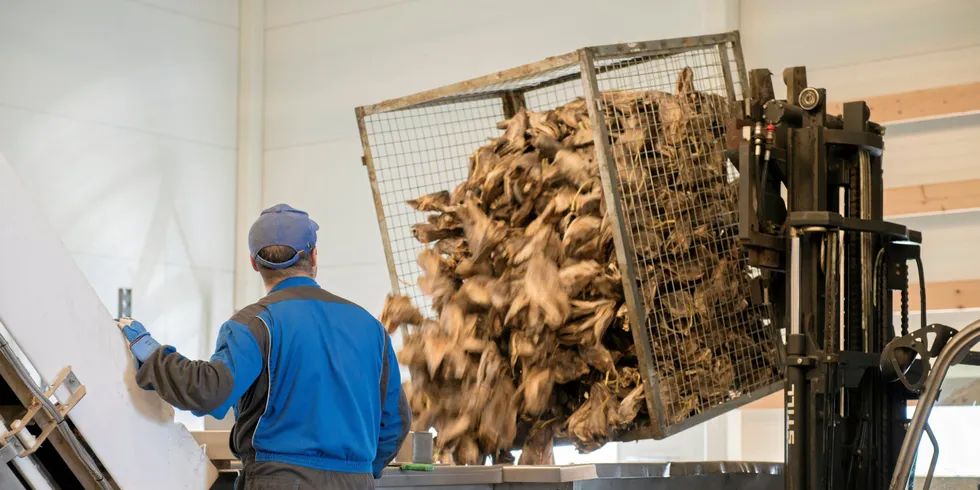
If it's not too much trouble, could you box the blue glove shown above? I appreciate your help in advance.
[116,318,162,366]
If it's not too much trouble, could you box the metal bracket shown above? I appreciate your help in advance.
[0,438,20,465]
[117,288,133,319]
[786,211,921,241]
[881,324,957,393]
[0,366,86,457]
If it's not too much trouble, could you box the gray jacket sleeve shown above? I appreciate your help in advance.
[135,319,265,418]
[135,348,235,415]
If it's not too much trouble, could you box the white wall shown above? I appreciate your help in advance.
[0,0,240,429]
[262,0,738,316]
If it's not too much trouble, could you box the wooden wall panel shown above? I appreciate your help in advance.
[827,82,980,125]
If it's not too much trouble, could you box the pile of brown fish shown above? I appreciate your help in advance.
[380,67,777,465]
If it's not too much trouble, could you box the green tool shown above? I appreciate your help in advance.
[400,463,434,472]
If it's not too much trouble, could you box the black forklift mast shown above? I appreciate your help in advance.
[735,66,924,490]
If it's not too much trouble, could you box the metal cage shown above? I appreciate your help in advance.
[356,31,781,440]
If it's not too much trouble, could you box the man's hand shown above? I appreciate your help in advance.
[116,318,162,365]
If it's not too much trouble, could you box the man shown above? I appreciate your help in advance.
[117,204,409,490]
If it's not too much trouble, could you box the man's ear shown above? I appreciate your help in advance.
[310,247,318,267]
[250,256,259,272]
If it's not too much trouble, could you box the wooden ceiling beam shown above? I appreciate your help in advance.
[894,280,980,312]
[884,179,980,218]
[827,82,980,125]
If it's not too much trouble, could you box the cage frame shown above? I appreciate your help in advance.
[356,30,782,441]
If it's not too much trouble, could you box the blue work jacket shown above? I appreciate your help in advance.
[135,276,410,478]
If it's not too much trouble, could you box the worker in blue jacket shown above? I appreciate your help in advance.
[116,203,410,490]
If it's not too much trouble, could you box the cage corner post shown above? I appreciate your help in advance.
[500,90,527,119]
[356,105,404,315]
[577,46,668,438]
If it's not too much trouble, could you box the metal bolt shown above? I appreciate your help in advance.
[797,358,803,364]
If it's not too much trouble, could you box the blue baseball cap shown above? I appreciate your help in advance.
[248,204,320,269]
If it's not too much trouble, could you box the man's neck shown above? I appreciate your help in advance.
[263,274,315,294]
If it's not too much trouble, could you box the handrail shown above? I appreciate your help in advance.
[889,319,980,490]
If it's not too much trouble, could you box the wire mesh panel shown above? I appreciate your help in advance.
[361,99,506,315]
[358,31,781,453]
[583,40,780,436]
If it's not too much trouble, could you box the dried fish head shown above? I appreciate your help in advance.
[663,290,696,320]
[575,186,603,217]
[469,146,501,185]
[554,98,588,129]
[411,221,462,244]
[545,149,594,188]
[603,90,643,115]
[615,128,647,157]
[665,245,719,285]
[480,164,509,207]
[458,198,507,263]
[457,276,492,311]
[566,384,619,453]
[616,384,645,427]
[495,110,528,155]
[592,264,624,302]
[455,257,494,278]
[579,342,616,374]
[561,215,602,261]
[531,132,565,160]
[657,95,691,147]
[418,249,457,312]
[711,258,741,303]
[665,215,696,256]
[408,190,452,213]
[522,366,555,416]
[614,154,648,196]
[397,332,425,370]
[421,327,453,378]
[529,111,561,139]
[478,378,518,450]
[566,299,617,341]
[559,260,602,298]
[707,356,735,394]
[551,348,590,384]
[379,294,423,334]
[513,221,560,266]
[675,67,695,95]
[519,421,556,465]
[564,125,595,148]
[509,329,536,367]
[656,188,697,214]
[452,436,482,466]
[434,236,467,257]
[632,226,663,259]
[524,254,570,332]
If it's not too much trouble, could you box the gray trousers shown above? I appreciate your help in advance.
[236,461,376,490]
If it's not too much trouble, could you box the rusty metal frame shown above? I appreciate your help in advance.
[0,348,110,489]
[356,106,401,299]
[356,53,580,117]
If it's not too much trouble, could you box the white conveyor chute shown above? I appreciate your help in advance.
[0,153,218,489]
